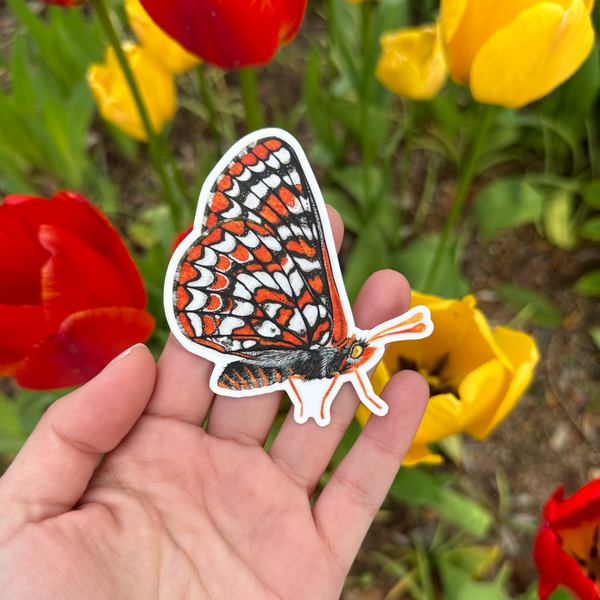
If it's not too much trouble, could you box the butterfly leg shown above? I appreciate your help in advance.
[321,373,340,421]
[288,376,304,419]
[352,371,389,417]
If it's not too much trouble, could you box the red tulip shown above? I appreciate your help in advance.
[171,223,193,256]
[534,481,600,600]
[0,192,155,389]
[138,0,308,69]
[42,0,86,6]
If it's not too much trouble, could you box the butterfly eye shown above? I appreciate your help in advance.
[351,345,363,359]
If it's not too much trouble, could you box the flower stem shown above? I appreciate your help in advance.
[422,103,496,293]
[238,68,264,132]
[91,0,181,230]
[197,64,222,147]
[360,0,375,210]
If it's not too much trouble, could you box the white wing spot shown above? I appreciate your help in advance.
[233,283,252,299]
[264,174,281,188]
[251,182,269,198]
[186,289,208,311]
[238,274,261,292]
[303,304,318,327]
[289,270,304,296]
[274,148,291,163]
[255,321,281,338]
[193,247,217,266]
[187,312,203,335]
[236,230,260,248]
[263,302,281,318]
[232,301,254,316]
[254,271,278,289]
[289,309,307,336]
[274,272,293,296]
[211,232,237,253]
[295,258,320,272]
[222,202,242,219]
[219,317,245,335]
[318,304,328,318]
[248,161,266,173]
[265,155,280,169]
[243,340,257,348]
[262,235,282,251]
[188,267,215,287]
[244,193,260,209]
[278,225,292,240]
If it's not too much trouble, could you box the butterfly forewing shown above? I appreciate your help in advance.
[173,137,348,359]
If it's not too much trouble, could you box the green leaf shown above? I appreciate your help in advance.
[591,327,600,351]
[392,235,469,299]
[330,166,384,211]
[0,392,29,454]
[473,179,543,241]
[496,283,563,327]
[574,269,600,297]
[456,581,508,600]
[343,224,389,303]
[515,583,539,600]
[303,48,339,160]
[580,216,600,241]
[321,188,363,233]
[543,190,577,250]
[548,589,577,600]
[582,180,600,209]
[390,467,494,537]
[16,389,62,434]
[10,36,36,114]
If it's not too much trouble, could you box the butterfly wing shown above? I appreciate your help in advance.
[171,134,348,360]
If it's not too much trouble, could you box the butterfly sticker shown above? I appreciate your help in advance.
[165,129,434,427]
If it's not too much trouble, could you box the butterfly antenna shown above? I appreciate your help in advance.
[367,306,433,344]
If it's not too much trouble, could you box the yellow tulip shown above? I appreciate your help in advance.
[439,0,595,108]
[356,292,540,465]
[376,22,448,101]
[87,43,176,142]
[125,0,201,74]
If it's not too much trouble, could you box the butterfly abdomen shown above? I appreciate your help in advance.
[217,347,348,391]
[218,361,291,390]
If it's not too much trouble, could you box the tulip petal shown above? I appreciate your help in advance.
[402,445,444,466]
[7,192,147,309]
[470,0,595,108]
[0,304,48,376]
[439,0,469,46]
[552,479,600,528]
[15,307,155,390]
[138,0,308,69]
[39,224,135,330]
[533,527,599,600]
[125,0,201,74]
[458,358,512,439]
[376,23,448,101]
[0,200,50,304]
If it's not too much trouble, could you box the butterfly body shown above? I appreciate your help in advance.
[166,129,434,426]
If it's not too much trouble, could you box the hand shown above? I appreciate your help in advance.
[0,210,428,600]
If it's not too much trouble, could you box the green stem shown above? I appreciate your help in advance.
[197,64,222,147]
[238,68,264,132]
[422,104,496,293]
[397,100,414,204]
[360,1,375,210]
[91,0,181,230]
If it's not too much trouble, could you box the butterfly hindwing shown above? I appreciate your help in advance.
[173,135,348,361]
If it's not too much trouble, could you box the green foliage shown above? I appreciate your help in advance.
[473,180,543,241]
[390,467,493,538]
[574,269,600,297]
[496,283,563,328]
[0,0,115,207]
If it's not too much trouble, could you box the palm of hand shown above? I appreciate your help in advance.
[0,215,428,600]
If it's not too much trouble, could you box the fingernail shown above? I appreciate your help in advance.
[108,343,146,367]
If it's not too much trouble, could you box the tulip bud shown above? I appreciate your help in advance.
[376,23,448,101]
[87,43,176,142]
